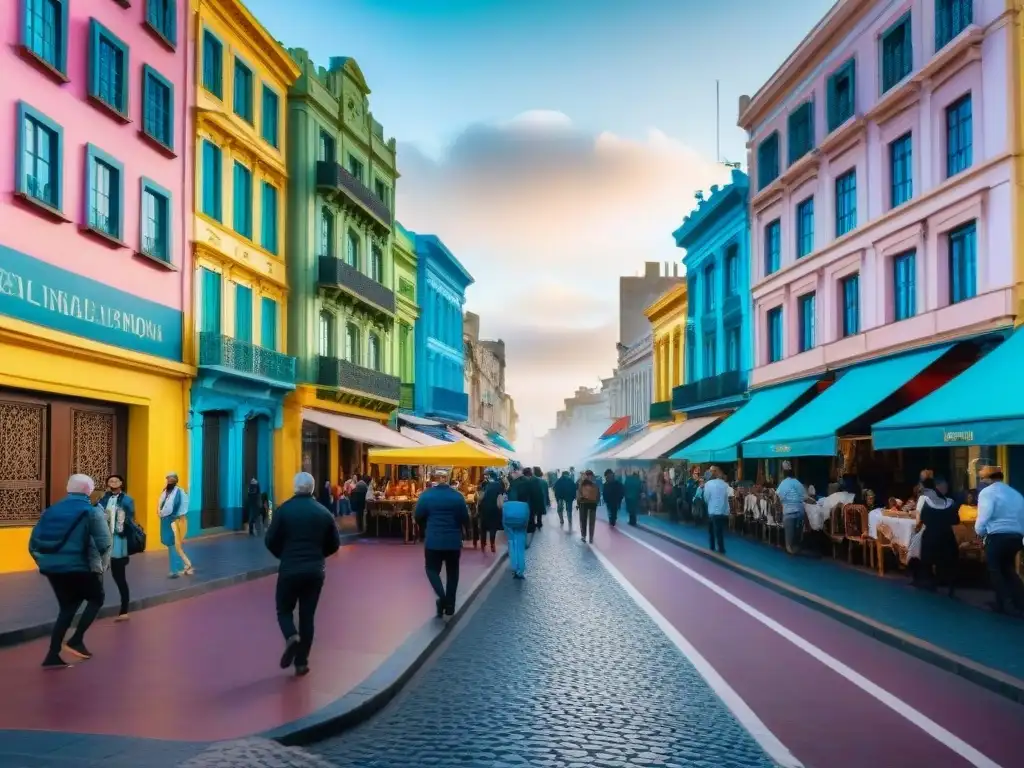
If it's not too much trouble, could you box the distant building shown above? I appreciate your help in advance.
[463,311,517,444]
[539,386,611,470]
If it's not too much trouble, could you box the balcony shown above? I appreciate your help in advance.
[723,293,742,320]
[316,355,400,403]
[428,386,469,421]
[400,383,414,410]
[650,400,672,422]
[672,370,746,412]
[315,161,391,232]
[318,256,396,317]
[198,333,296,387]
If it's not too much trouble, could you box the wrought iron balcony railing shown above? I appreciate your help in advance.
[318,256,396,315]
[672,369,745,411]
[316,355,400,402]
[198,333,296,386]
[430,386,469,420]
[315,160,391,229]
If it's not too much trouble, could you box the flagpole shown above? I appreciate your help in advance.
[716,79,721,163]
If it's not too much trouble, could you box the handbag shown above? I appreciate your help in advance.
[126,519,147,555]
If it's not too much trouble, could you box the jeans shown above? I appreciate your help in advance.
[985,532,1024,611]
[579,504,597,541]
[783,513,804,554]
[109,557,130,614]
[275,571,325,666]
[248,510,266,536]
[168,515,191,574]
[708,515,727,552]
[625,498,639,526]
[46,572,104,657]
[507,527,527,575]
[425,548,461,608]
[557,498,573,526]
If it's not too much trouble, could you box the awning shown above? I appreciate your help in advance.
[617,416,720,460]
[588,434,624,460]
[873,328,1023,448]
[600,416,630,439]
[743,344,952,458]
[399,426,446,446]
[671,378,819,463]
[488,432,516,453]
[302,408,417,448]
[397,412,443,427]
[368,440,507,468]
[592,426,648,460]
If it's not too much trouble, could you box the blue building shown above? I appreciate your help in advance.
[671,169,751,417]
[411,233,474,422]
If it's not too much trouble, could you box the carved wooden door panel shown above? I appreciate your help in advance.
[0,396,48,525]
[70,407,116,504]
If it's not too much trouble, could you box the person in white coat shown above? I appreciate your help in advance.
[159,472,193,578]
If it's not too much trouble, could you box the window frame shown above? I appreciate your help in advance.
[260,83,280,148]
[345,322,360,363]
[141,64,175,151]
[234,283,253,343]
[796,196,814,258]
[83,143,126,242]
[319,206,334,257]
[200,267,223,335]
[703,263,716,311]
[370,244,384,283]
[702,332,717,378]
[346,228,360,268]
[200,138,222,221]
[15,100,64,213]
[21,0,70,78]
[201,27,223,99]
[260,180,278,255]
[798,292,816,353]
[889,132,913,208]
[232,56,254,124]
[261,296,278,351]
[764,218,781,276]
[787,100,815,165]
[725,325,741,372]
[88,19,131,119]
[893,249,917,321]
[767,307,783,363]
[935,0,973,51]
[144,0,177,49]
[318,310,335,357]
[139,176,172,263]
[347,154,365,183]
[826,58,856,133]
[725,244,739,296]
[318,129,335,163]
[945,93,973,178]
[948,221,977,304]
[841,273,860,338]
[368,332,381,371]
[757,131,780,191]
[880,12,913,94]
[835,169,857,237]
[232,159,253,239]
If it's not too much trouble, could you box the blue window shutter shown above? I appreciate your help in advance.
[232,161,252,238]
[260,181,278,254]
[202,30,222,97]
[235,284,252,343]
[201,140,221,220]
[261,297,278,351]
[201,269,222,334]
[24,0,70,75]
[261,85,279,147]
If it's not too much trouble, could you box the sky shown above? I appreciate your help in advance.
[246,0,837,450]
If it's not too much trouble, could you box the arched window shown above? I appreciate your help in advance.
[368,332,381,371]
[345,322,360,363]
[318,311,334,357]
[370,244,383,282]
[345,229,360,268]
[319,207,334,256]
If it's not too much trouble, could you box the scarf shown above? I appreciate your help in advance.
[105,493,126,536]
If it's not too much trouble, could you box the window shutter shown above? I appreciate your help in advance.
[261,297,277,351]
[235,284,252,342]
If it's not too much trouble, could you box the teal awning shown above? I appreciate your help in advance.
[488,432,516,453]
[873,328,1024,448]
[671,378,819,463]
[742,345,951,458]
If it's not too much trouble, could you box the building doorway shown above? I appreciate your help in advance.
[201,411,226,529]
[302,421,330,487]
[242,416,259,525]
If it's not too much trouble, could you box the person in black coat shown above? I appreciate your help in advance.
[349,475,370,533]
[603,470,625,527]
[477,472,503,553]
[916,474,960,596]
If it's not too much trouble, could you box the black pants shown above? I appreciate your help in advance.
[46,572,104,657]
[625,498,639,526]
[607,500,620,526]
[275,572,325,666]
[579,504,598,540]
[708,515,726,553]
[425,548,461,608]
[476,526,497,548]
[109,557,130,614]
[985,533,1024,612]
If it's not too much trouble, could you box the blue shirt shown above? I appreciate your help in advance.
[776,477,807,517]
[976,482,1024,538]
[703,478,731,517]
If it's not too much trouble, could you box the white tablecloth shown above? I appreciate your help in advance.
[868,508,917,548]
[804,492,855,531]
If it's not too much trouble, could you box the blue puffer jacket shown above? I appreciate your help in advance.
[29,493,112,574]
[415,484,469,551]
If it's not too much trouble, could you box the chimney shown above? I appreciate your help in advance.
[673,263,678,277]
[738,94,752,124]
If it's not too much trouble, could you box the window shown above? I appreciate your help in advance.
[374,178,390,207]
[725,326,741,372]
[23,0,69,75]
[233,59,253,123]
[764,219,781,276]
[16,101,63,211]
[893,250,916,321]
[703,265,715,311]
[85,144,124,240]
[235,284,252,343]
[725,245,739,296]
[201,268,222,334]
[703,333,717,378]
[827,59,856,132]
[140,178,171,262]
[841,273,860,337]
[201,29,222,97]
[767,308,783,363]
[201,139,222,220]
[370,245,384,282]
[346,229,360,267]
[142,65,174,149]
[145,0,177,46]
[348,155,364,182]
[788,101,814,164]
[88,20,129,117]
[946,94,973,178]
[261,297,278,351]
[319,207,334,256]
[798,293,816,352]
[796,197,814,258]
[345,323,360,363]
[261,85,279,148]
[881,14,913,93]
[318,311,333,357]
[889,133,913,208]
[368,333,381,371]
[260,181,278,254]
[757,132,780,190]
[232,161,252,238]
[949,221,977,304]
[318,130,335,163]
[936,0,973,50]
[835,170,857,236]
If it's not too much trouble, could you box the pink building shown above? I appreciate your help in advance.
[739,0,1013,389]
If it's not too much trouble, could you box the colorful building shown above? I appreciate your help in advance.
[412,234,474,423]
[645,283,688,423]
[189,0,300,528]
[393,222,419,410]
[285,51,415,486]
[0,0,191,571]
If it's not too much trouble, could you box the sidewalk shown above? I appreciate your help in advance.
[0,540,505,766]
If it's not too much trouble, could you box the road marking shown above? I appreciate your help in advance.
[589,544,804,768]
[615,527,1003,768]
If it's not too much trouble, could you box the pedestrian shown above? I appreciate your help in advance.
[534,466,550,528]
[703,466,731,555]
[29,474,112,669]
[682,466,701,522]
[776,461,808,556]
[319,480,335,516]
[247,478,264,535]
[158,472,193,578]
[975,465,1024,615]
[350,475,370,533]
[265,472,341,676]
[98,474,136,621]
[913,472,959,595]
[624,469,642,526]
[509,465,540,548]
[603,469,625,527]
[503,465,530,579]
[415,469,470,616]
[553,470,576,528]
[577,470,600,543]
[477,471,503,553]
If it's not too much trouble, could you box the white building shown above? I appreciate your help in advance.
[614,333,653,430]
[539,386,611,471]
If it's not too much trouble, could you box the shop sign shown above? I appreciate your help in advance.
[0,245,182,361]
[942,429,974,443]
[771,444,792,453]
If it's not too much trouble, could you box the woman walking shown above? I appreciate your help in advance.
[159,472,193,578]
[914,472,959,595]
[504,465,530,578]
[99,475,135,621]
[247,479,265,535]
[477,471,503,553]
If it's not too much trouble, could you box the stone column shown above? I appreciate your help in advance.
[223,411,247,530]
[186,410,204,534]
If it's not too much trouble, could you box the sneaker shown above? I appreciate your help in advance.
[280,635,300,669]
[435,599,444,618]
[183,566,195,576]
[589,537,594,544]
[444,603,455,617]
[63,641,92,660]
[42,655,70,669]
[168,572,181,579]
[115,613,130,622]
[295,663,310,677]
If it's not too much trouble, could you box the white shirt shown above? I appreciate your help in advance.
[158,487,188,518]
[976,482,1024,538]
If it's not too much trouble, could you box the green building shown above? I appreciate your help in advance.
[393,222,419,410]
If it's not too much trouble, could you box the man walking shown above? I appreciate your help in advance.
[415,469,470,616]
[554,470,576,528]
[603,469,625,527]
[265,472,341,676]
[777,460,808,556]
[29,474,112,668]
[703,466,731,555]
[975,465,1024,614]
[577,470,600,543]
[624,469,643,526]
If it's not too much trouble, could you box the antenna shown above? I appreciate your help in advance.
[716,79,720,164]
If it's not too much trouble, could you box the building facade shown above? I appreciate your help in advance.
[646,284,689,423]
[740,0,1014,390]
[613,333,654,430]
[672,170,751,416]
[501,393,519,445]
[539,386,611,470]
[394,222,419,410]
[619,261,685,348]
[189,0,300,529]
[413,233,474,423]
[463,311,515,441]
[0,0,191,571]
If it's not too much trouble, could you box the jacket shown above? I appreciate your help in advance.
[624,474,643,502]
[29,493,112,575]
[603,478,625,511]
[98,491,136,559]
[553,475,576,502]
[415,484,469,550]
[577,477,600,505]
[265,493,341,576]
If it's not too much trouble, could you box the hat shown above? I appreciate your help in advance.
[979,465,1003,480]
[781,460,792,471]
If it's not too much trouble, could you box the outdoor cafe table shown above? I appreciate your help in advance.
[366,498,416,543]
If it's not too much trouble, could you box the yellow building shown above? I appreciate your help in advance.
[189,0,302,524]
[645,283,689,424]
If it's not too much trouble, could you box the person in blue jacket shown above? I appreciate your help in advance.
[97,474,136,620]
[504,464,532,578]
[553,470,577,528]
[415,469,470,617]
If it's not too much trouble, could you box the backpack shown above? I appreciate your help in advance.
[580,480,598,504]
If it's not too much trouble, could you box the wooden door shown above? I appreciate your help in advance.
[201,412,224,528]
[0,394,48,525]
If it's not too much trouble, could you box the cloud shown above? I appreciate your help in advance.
[394,111,727,437]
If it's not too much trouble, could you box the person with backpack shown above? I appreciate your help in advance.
[29,474,112,669]
[97,474,137,621]
[577,470,600,543]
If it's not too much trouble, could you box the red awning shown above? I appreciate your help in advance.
[600,416,630,439]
